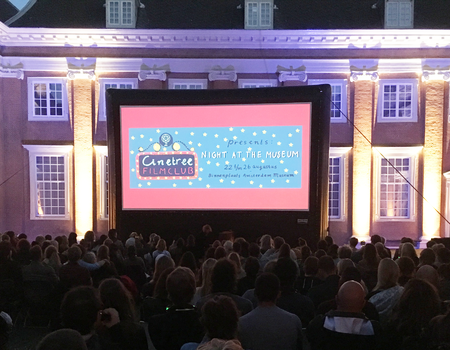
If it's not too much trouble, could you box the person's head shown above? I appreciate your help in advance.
[427,240,437,249]
[400,242,417,260]
[44,245,58,260]
[362,243,378,266]
[153,255,175,282]
[108,229,118,240]
[248,243,260,258]
[300,245,312,261]
[37,329,87,350]
[396,256,416,279]
[337,245,352,260]
[97,245,110,261]
[374,242,390,259]
[337,258,355,276]
[67,246,82,263]
[349,237,358,248]
[416,265,439,288]
[260,234,273,251]
[243,256,260,278]
[17,238,31,253]
[83,251,96,264]
[273,257,298,291]
[374,258,399,291]
[201,295,240,340]
[29,245,43,262]
[153,266,175,299]
[303,256,319,276]
[68,232,78,246]
[98,278,135,322]
[317,239,328,251]
[223,241,234,255]
[254,272,280,304]
[166,267,196,305]
[336,281,366,313]
[419,248,436,266]
[179,251,198,274]
[84,231,95,243]
[278,243,291,259]
[61,286,101,335]
[324,236,334,247]
[228,252,242,271]
[436,247,450,264]
[202,224,212,234]
[199,258,217,296]
[370,234,382,245]
[156,239,166,252]
[338,266,362,288]
[197,339,243,350]
[214,246,227,260]
[438,263,450,280]
[317,255,336,277]
[211,258,237,294]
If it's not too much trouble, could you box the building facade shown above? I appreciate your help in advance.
[1,1,450,245]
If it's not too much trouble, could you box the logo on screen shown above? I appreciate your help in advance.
[135,152,198,180]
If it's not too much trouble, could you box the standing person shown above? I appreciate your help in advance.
[238,273,303,350]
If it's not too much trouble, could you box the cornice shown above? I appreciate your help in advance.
[3,23,450,51]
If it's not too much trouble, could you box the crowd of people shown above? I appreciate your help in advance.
[1,226,450,350]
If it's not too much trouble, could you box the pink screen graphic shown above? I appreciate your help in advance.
[120,103,311,210]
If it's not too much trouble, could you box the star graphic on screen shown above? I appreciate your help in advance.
[242,158,246,162]
[172,176,176,179]
[259,184,263,188]
[277,142,281,146]
[229,127,233,131]
[271,179,275,183]
[190,148,195,151]
[289,143,293,147]
[206,161,211,165]
[138,183,142,187]
[215,134,219,138]
[188,141,192,145]
[262,130,267,134]
[261,160,265,163]
[241,128,245,132]
[188,182,193,185]
[206,184,210,188]
[131,169,135,172]
[149,138,153,142]
[286,179,290,183]
[288,133,292,137]
[163,148,167,151]
[294,170,299,175]
[175,131,178,134]
[233,136,237,140]
[220,179,224,183]
[199,177,202,181]
[147,182,151,186]
[131,136,135,140]
[138,147,144,152]
[224,138,228,142]
[157,177,160,179]
[216,145,220,148]
[250,181,254,184]
[173,184,177,187]
[156,129,160,133]
[140,134,144,138]
[130,150,134,154]
[191,132,194,136]
[247,147,252,151]
[296,129,300,133]
[225,161,229,165]
[198,143,202,147]
[253,132,257,136]
[203,133,207,136]
[284,168,288,172]
[216,162,220,166]
[280,160,284,164]
[231,180,235,184]
[272,134,276,137]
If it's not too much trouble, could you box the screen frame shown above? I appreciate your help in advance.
[106,85,330,246]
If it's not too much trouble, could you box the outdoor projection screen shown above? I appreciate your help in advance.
[107,86,330,245]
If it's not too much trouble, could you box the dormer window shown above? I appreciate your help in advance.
[106,0,137,28]
[385,0,413,29]
[245,0,273,29]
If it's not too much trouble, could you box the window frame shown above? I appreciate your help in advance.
[373,147,420,222]
[238,79,278,88]
[106,0,136,28]
[27,78,69,121]
[244,0,274,29]
[168,79,208,90]
[98,78,138,121]
[377,79,418,123]
[328,147,350,221]
[23,144,73,220]
[385,0,414,29]
[309,79,348,123]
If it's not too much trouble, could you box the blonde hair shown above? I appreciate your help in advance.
[373,258,399,291]
[198,339,243,350]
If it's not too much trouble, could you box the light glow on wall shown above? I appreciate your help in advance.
[423,80,444,240]
[73,79,93,237]
[352,80,373,241]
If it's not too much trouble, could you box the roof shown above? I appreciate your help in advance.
[0,0,18,23]
[6,0,450,30]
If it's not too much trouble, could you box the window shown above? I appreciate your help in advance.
[328,148,350,220]
[106,0,136,28]
[309,80,347,123]
[245,0,273,29]
[98,78,137,120]
[95,146,109,219]
[374,147,420,221]
[23,145,72,220]
[168,79,207,90]
[377,79,418,123]
[385,0,413,29]
[238,79,277,88]
[28,78,68,121]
